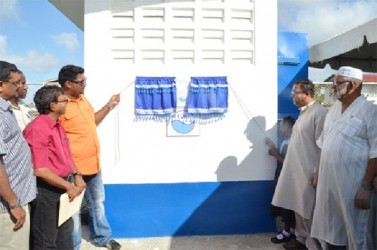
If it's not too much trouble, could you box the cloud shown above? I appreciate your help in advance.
[0,0,19,21]
[7,50,60,72]
[0,33,62,82]
[278,0,377,46]
[51,32,80,51]
[0,35,60,73]
[0,35,7,56]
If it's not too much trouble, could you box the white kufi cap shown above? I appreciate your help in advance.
[337,66,363,81]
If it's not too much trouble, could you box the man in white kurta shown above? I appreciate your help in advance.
[272,80,327,250]
[311,66,377,250]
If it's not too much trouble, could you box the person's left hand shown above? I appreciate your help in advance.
[311,173,318,189]
[66,185,80,202]
[10,206,26,230]
[267,147,278,157]
[355,186,372,209]
[75,175,86,193]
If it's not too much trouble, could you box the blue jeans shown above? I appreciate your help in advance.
[72,171,112,249]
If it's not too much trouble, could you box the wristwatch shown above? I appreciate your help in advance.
[9,200,22,210]
[72,171,82,177]
[361,183,373,192]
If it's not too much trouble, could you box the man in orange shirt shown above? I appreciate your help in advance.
[58,65,121,250]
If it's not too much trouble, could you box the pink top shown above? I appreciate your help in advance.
[23,114,74,177]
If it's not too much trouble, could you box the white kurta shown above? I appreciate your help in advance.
[311,96,377,249]
[272,102,327,219]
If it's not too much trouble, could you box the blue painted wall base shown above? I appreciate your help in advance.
[104,181,275,238]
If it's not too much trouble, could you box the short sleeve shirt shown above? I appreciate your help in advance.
[23,115,74,177]
[0,98,37,213]
[59,95,101,175]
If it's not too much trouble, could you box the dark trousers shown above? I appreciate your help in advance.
[30,180,73,250]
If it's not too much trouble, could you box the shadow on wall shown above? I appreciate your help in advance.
[171,116,276,238]
[104,116,277,238]
[216,116,277,181]
[172,181,275,237]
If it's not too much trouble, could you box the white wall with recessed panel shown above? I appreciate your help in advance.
[84,0,277,184]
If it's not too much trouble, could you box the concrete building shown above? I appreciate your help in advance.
[49,0,285,238]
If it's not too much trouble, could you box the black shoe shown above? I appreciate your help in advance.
[105,239,121,250]
[283,239,307,250]
[270,231,292,243]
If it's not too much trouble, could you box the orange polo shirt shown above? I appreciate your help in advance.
[59,95,101,175]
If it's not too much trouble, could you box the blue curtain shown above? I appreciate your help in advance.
[135,77,177,121]
[186,76,228,123]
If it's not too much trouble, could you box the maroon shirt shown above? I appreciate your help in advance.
[23,114,74,177]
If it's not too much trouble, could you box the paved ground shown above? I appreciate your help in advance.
[80,227,285,250]
[79,210,285,250]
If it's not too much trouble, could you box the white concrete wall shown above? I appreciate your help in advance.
[84,0,278,184]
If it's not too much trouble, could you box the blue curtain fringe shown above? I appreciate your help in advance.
[135,114,172,122]
[186,76,228,124]
[136,88,176,94]
[134,76,228,124]
[189,87,227,93]
[185,113,226,124]
[135,76,177,122]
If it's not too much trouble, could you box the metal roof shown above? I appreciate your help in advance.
[49,0,84,31]
[309,18,377,73]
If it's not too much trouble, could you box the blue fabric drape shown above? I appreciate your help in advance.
[186,76,228,123]
[135,76,177,121]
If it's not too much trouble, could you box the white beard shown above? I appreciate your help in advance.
[332,83,349,101]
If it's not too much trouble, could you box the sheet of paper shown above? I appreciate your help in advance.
[58,190,85,227]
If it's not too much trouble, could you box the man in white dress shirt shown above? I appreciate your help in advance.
[311,66,377,250]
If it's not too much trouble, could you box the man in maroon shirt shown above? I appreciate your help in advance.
[23,85,85,249]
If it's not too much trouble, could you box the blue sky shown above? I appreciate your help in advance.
[0,0,376,86]
[0,0,84,84]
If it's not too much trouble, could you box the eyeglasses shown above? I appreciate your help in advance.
[3,81,20,88]
[55,99,68,104]
[70,78,86,85]
[333,80,350,86]
[291,91,303,95]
